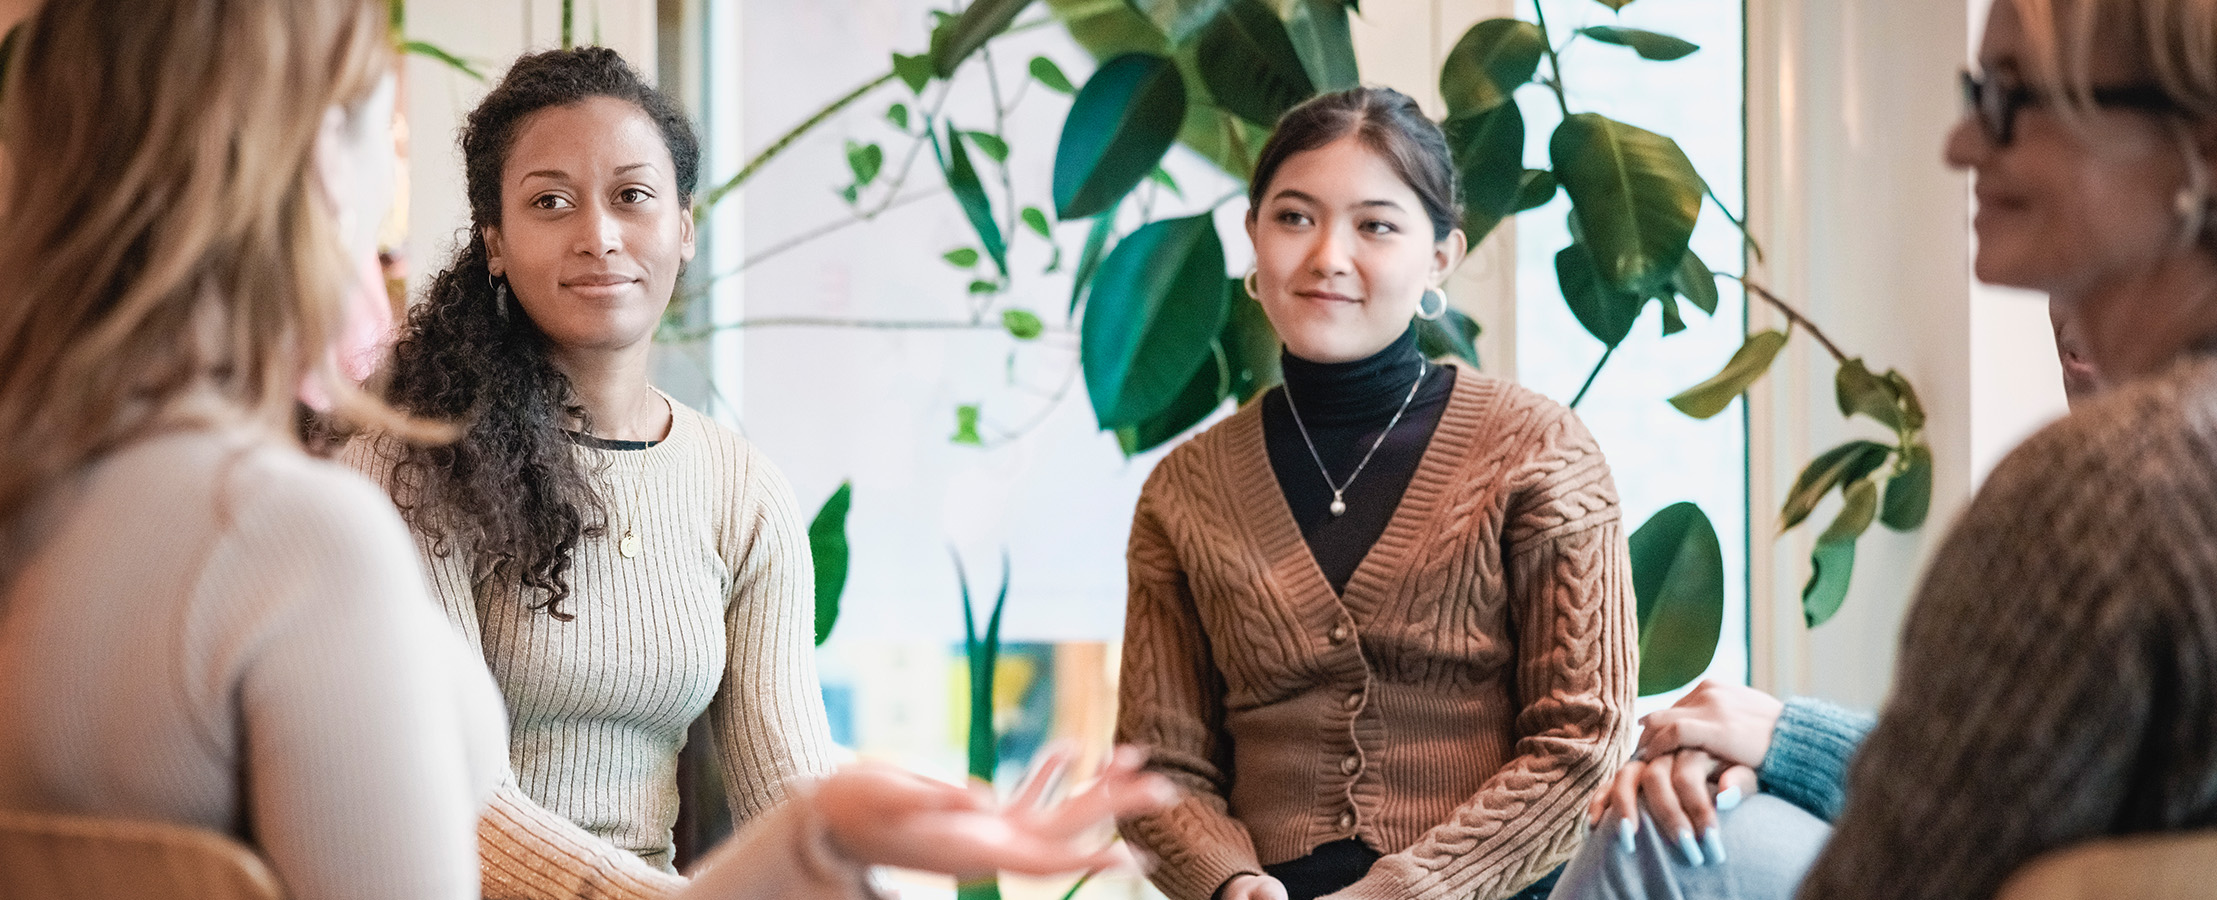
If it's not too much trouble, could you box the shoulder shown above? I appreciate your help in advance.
[669,396,794,497]
[1139,394,1264,503]
[1976,356,2217,525]
[216,441,425,588]
[1450,365,1596,453]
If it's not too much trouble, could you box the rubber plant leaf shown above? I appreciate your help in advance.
[1081,214,1231,428]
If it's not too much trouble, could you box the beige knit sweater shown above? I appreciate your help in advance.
[0,426,506,900]
[1801,354,2217,900]
[345,396,837,900]
[1116,366,1637,900]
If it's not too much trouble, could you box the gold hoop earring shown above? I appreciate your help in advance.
[1243,270,1261,300]
[1417,286,1449,321]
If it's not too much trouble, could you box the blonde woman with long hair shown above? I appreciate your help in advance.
[0,2,504,900]
[1553,0,2217,898]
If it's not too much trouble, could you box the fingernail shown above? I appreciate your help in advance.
[1617,817,1637,855]
[1675,829,1705,867]
[1701,826,1727,866]
[1715,785,1743,812]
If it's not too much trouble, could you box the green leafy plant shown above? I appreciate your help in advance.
[807,482,854,645]
[670,0,1932,691]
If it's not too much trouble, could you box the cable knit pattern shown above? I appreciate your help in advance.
[1800,355,2217,900]
[344,396,836,900]
[1117,365,1637,900]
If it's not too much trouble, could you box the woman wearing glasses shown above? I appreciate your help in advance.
[1554,1,2217,899]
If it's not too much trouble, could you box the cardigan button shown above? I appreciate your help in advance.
[1343,692,1363,712]
[1329,624,1351,644]
[1340,753,1361,776]
[1337,810,1356,830]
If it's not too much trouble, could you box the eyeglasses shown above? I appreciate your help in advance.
[1960,70,2177,145]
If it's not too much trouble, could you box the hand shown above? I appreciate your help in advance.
[1221,873,1290,900]
[1586,749,1756,866]
[814,744,1177,879]
[1634,679,1785,770]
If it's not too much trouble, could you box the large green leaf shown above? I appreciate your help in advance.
[1805,478,1878,627]
[1886,371,1928,430]
[1416,307,1482,367]
[1082,214,1231,427]
[1629,502,1725,695]
[931,0,1039,77]
[1669,329,1787,419]
[1781,440,1891,529]
[1440,18,1544,116]
[402,40,487,81]
[1053,53,1187,220]
[1513,169,1560,212]
[1577,25,1700,61]
[1276,0,1359,92]
[1117,341,1228,454]
[1130,0,1234,44]
[1881,443,1933,531]
[1194,0,1316,128]
[807,482,853,646]
[1221,282,1283,402]
[1045,0,1268,179]
[935,123,1008,276]
[1556,241,1645,349]
[1550,113,1705,295]
[1444,101,1528,245]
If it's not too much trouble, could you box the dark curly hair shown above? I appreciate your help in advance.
[374,47,700,620]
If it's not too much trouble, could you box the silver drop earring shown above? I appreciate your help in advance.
[489,273,511,320]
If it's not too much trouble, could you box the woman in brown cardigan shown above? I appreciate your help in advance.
[1115,87,1638,900]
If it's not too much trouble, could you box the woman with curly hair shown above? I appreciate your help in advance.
[343,47,835,899]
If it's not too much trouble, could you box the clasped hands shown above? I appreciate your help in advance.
[1583,680,1784,867]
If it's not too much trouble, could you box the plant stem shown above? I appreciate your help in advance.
[1568,343,1614,408]
[703,71,898,210]
[663,317,1037,343]
[1734,275,1850,364]
[1530,1,1574,119]
[1706,185,1765,262]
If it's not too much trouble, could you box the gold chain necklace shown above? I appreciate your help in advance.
[606,390,665,560]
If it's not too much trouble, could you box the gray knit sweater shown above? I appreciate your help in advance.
[1799,354,2217,900]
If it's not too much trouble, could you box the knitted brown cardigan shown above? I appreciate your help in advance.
[1116,365,1637,900]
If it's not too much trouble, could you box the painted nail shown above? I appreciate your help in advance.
[1617,817,1637,855]
[1701,826,1727,866]
[1715,784,1743,812]
[1675,829,1706,867]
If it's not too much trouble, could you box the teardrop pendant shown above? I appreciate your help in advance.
[618,530,641,559]
[1329,495,1347,517]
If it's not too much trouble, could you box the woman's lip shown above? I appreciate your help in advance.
[1296,290,1359,303]
[562,274,640,287]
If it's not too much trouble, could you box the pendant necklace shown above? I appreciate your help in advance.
[615,447,646,559]
[607,390,664,560]
[1283,357,1427,517]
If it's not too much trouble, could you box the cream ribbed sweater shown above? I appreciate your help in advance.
[1801,354,2217,900]
[0,426,506,900]
[1117,367,1637,900]
[345,397,837,900]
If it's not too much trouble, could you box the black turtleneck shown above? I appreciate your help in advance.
[1261,324,1456,595]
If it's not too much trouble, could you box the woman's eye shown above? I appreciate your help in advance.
[1361,220,1398,235]
[618,187,653,204]
[532,194,573,211]
[1275,210,1311,227]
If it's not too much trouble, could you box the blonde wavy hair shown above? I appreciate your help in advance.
[2010,0,2217,118]
[0,0,419,523]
